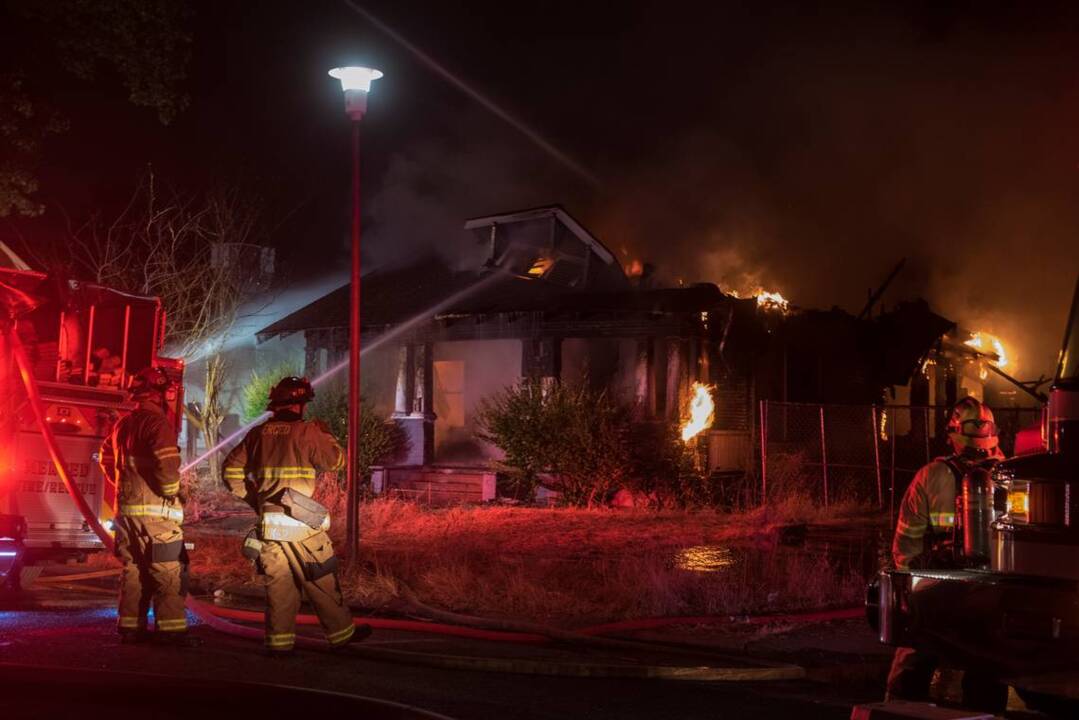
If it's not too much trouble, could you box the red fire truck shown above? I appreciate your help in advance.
[0,267,182,588]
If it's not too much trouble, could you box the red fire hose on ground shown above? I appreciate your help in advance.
[37,566,860,647]
[12,327,853,678]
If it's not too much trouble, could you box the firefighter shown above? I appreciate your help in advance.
[221,376,369,656]
[101,366,197,646]
[886,396,1006,708]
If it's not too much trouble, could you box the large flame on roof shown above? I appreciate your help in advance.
[681,382,715,442]
[755,290,790,314]
[721,286,791,313]
[965,332,1009,369]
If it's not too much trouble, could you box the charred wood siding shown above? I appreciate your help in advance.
[713,368,752,431]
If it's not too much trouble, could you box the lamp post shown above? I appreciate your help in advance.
[328,65,382,561]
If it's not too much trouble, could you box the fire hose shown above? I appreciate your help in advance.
[10,328,848,674]
[33,563,861,647]
[11,330,114,553]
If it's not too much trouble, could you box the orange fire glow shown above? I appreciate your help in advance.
[681,382,715,442]
[626,259,644,277]
[964,332,1009,369]
[755,290,790,314]
[526,257,554,277]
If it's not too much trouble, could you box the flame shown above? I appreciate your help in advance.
[879,409,888,441]
[526,257,554,277]
[755,289,790,314]
[680,382,715,442]
[626,259,644,277]
[964,332,1009,369]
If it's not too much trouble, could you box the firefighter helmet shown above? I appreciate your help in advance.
[947,396,999,451]
[128,366,173,398]
[268,376,315,409]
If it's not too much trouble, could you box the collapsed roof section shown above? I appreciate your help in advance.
[464,205,628,292]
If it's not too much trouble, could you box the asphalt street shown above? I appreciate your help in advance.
[0,585,881,719]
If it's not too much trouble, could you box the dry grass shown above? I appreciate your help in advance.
[339,498,870,625]
[183,480,873,627]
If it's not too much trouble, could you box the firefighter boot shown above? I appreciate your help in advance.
[152,631,203,648]
[328,623,373,653]
[119,629,152,645]
[265,647,296,659]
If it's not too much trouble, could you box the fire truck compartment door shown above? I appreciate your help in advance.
[14,430,106,549]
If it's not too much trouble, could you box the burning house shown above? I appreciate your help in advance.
[256,206,964,503]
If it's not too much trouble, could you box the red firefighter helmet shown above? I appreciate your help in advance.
[947,396,999,451]
[268,376,315,409]
[128,366,173,398]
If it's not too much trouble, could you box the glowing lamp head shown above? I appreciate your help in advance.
[329,66,383,92]
[329,66,383,119]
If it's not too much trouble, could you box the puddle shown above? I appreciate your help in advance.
[674,546,736,572]
[673,524,888,580]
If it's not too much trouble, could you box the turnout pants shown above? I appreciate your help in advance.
[258,530,354,652]
[116,516,188,634]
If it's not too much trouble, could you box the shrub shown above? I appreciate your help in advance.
[624,420,706,506]
[240,363,298,423]
[477,380,634,506]
[306,380,406,490]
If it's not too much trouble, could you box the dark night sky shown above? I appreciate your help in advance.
[9,0,1079,379]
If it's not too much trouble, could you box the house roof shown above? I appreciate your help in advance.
[255,258,739,342]
[463,205,617,265]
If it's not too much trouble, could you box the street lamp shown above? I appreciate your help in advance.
[328,65,382,561]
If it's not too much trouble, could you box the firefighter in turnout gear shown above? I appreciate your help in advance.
[886,396,1006,707]
[100,366,196,645]
[222,376,369,655]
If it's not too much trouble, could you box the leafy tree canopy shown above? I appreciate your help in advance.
[0,0,191,216]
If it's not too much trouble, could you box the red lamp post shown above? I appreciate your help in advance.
[328,65,383,561]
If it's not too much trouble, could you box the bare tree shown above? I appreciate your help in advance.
[66,170,272,480]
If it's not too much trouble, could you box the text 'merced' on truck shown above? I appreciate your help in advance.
[0,267,183,589]
[869,276,1079,714]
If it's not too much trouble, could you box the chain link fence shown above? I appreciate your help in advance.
[759,401,1041,516]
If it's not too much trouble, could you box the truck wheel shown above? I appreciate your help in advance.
[1016,688,1079,717]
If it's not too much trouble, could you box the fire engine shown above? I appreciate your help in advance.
[0,267,182,589]
[869,277,1079,713]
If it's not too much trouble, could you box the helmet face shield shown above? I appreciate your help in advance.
[947,398,999,450]
[959,418,997,438]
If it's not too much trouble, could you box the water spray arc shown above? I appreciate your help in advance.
[180,270,505,472]
[341,0,601,189]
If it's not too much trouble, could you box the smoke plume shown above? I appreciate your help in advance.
[365,3,1079,380]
